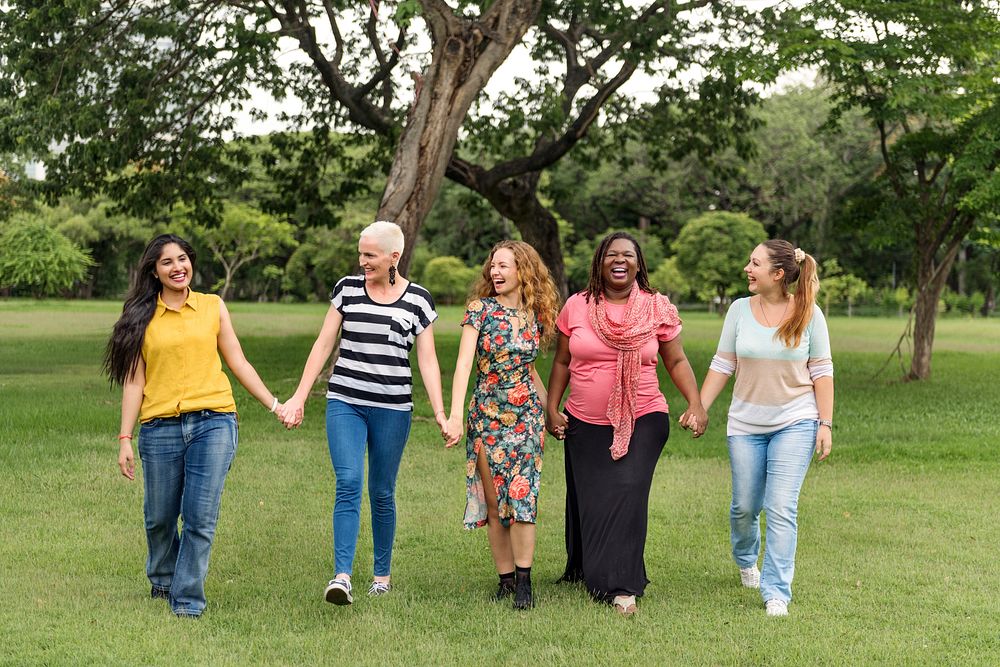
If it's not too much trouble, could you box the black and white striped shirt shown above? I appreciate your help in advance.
[326,275,438,410]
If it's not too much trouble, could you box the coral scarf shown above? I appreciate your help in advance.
[588,283,680,460]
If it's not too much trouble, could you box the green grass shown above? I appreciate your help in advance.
[1,300,998,666]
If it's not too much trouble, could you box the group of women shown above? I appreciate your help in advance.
[105,221,833,620]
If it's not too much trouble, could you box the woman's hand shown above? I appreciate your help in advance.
[545,408,568,440]
[679,405,708,438]
[445,414,463,448]
[280,396,305,429]
[118,441,136,480]
[815,425,832,460]
[435,411,451,443]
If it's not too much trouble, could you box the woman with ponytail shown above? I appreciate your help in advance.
[104,234,285,618]
[690,240,834,617]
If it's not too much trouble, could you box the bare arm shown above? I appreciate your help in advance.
[659,336,707,437]
[545,333,571,439]
[117,357,145,480]
[282,304,343,426]
[415,322,448,439]
[529,363,547,407]
[217,300,280,411]
[813,375,834,460]
[699,369,732,414]
[446,324,479,447]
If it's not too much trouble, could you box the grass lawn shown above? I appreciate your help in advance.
[1,299,998,666]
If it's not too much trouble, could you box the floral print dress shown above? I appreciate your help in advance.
[462,298,545,529]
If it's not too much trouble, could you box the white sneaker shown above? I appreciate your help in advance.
[739,565,760,589]
[324,578,353,605]
[765,599,788,617]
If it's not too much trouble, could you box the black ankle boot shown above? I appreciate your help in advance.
[495,578,516,601]
[513,576,534,610]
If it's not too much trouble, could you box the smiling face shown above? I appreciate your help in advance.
[489,247,521,299]
[744,244,783,294]
[358,235,398,283]
[154,242,193,294]
[601,238,639,293]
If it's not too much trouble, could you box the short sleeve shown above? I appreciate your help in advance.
[411,284,438,335]
[556,294,580,336]
[716,299,741,356]
[807,306,832,359]
[656,295,682,342]
[806,305,834,379]
[329,276,350,313]
[463,299,488,331]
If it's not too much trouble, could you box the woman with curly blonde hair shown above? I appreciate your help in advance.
[445,240,560,609]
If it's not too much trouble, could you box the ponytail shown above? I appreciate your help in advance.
[762,240,820,348]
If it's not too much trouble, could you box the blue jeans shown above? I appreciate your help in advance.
[326,399,412,577]
[138,410,237,616]
[728,419,817,604]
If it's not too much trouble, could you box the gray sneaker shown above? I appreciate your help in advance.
[324,578,353,605]
[367,581,391,597]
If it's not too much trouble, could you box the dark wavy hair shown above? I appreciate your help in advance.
[583,231,654,302]
[103,234,196,385]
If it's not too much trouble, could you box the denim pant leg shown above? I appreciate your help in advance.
[727,433,768,569]
[138,419,186,594]
[170,411,238,616]
[759,419,817,604]
[366,407,412,577]
[327,400,368,576]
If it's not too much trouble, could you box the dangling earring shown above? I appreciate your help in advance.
[388,264,397,286]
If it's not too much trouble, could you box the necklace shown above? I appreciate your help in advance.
[758,296,789,327]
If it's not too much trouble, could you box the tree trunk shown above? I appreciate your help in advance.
[474,172,568,298]
[376,0,541,274]
[907,243,960,381]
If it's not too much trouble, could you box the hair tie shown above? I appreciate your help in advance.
[793,248,806,264]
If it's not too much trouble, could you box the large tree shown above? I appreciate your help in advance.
[0,1,775,296]
[788,0,1000,380]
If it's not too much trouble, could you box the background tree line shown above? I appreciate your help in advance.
[2,83,997,318]
[2,0,998,381]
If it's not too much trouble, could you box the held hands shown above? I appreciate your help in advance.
[545,409,568,441]
[444,414,463,448]
[678,405,709,438]
[434,411,453,446]
[277,396,305,429]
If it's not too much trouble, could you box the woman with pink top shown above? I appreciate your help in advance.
[545,231,707,616]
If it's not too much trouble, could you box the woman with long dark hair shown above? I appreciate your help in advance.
[104,233,284,618]
[545,231,707,616]
[691,240,833,617]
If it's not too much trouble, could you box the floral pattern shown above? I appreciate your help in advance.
[462,298,545,529]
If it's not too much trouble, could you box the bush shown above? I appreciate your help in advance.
[0,217,94,296]
[420,256,478,305]
[650,257,691,302]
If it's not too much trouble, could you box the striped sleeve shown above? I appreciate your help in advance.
[709,299,740,376]
[807,305,834,379]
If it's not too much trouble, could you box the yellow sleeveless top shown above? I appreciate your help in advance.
[140,290,237,422]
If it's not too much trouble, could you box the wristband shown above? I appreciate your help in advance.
[118,434,133,441]
[270,396,279,413]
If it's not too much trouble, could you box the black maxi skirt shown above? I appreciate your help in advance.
[560,409,670,602]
